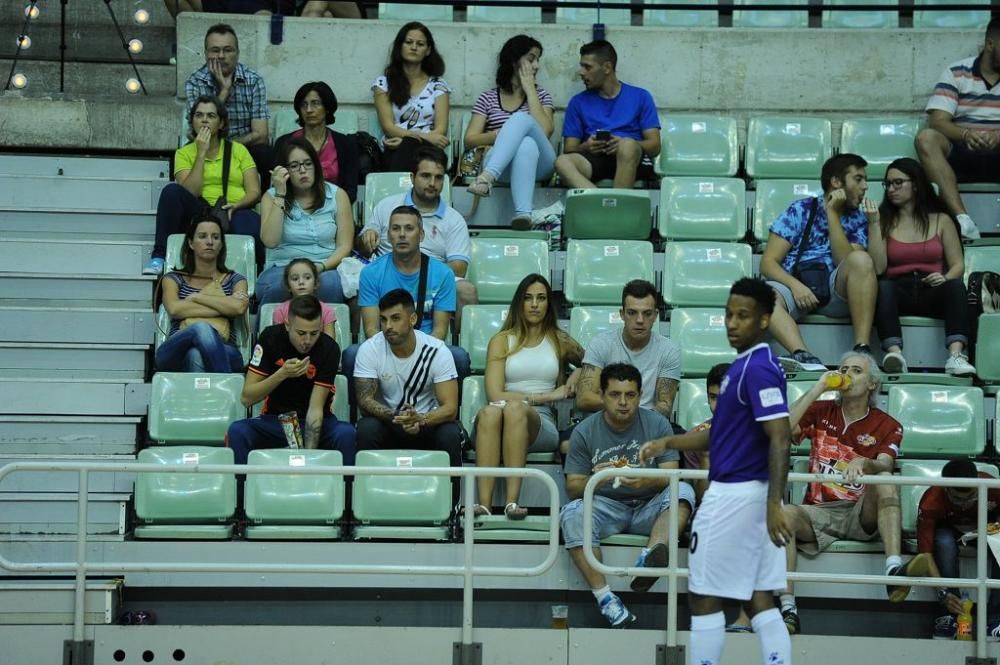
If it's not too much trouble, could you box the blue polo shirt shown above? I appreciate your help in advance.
[562,82,660,142]
[769,197,869,273]
[358,253,456,334]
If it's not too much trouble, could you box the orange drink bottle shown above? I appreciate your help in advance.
[825,373,853,391]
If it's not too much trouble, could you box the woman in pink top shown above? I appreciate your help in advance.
[868,158,975,376]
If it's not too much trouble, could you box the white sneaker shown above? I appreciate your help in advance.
[956,214,981,240]
[945,352,976,377]
[598,592,636,628]
[882,351,908,374]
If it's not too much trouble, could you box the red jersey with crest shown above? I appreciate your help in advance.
[797,401,903,504]
[917,473,1000,553]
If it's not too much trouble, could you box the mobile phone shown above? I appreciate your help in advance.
[595,130,611,142]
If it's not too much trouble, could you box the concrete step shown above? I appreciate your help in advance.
[0,174,165,211]
[0,415,140,455]
[0,301,155,344]
[0,238,153,275]
[0,343,148,379]
[0,273,154,303]
[0,209,156,239]
[3,0,174,28]
[0,492,130,536]
[0,59,178,99]
[0,378,150,416]
[0,580,121,624]
[14,23,174,63]
[0,154,169,179]
[0,454,136,493]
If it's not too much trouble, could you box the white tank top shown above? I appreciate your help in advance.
[504,334,559,394]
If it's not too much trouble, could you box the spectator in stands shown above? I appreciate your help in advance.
[354,289,463,469]
[561,363,695,627]
[779,351,930,634]
[144,95,261,275]
[257,137,353,305]
[575,280,680,420]
[227,294,355,464]
[760,153,879,370]
[268,258,337,340]
[359,146,476,326]
[275,81,359,203]
[868,158,976,377]
[156,217,249,373]
[185,23,271,184]
[164,1,202,16]
[914,18,1000,241]
[299,1,364,17]
[199,1,296,14]
[473,274,584,519]
[464,35,556,229]
[554,40,660,190]
[918,459,1000,639]
[373,22,451,172]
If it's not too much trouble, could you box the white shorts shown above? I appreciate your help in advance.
[688,480,786,601]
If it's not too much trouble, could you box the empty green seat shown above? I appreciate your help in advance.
[976,314,1000,383]
[148,372,246,445]
[733,0,809,27]
[258,302,350,348]
[134,446,236,539]
[564,240,654,305]
[353,449,452,540]
[675,379,713,431]
[964,246,1000,285]
[887,385,985,458]
[746,117,833,179]
[272,108,359,142]
[913,0,991,28]
[563,189,652,240]
[556,0,631,24]
[245,449,345,540]
[670,308,736,377]
[466,0,541,23]
[459,305,509,372]
[569,306,624,348]
[823,0,897,27]
[839,117,920,179]
[661,242,753,307]
[752,179,821,244]
[643,0,717,26]
[658,177,747,241]
[657,115,739,177]
[166,233,257,297]
[899,460,999,534]
[467,237,549,304]
[379,2,454,21]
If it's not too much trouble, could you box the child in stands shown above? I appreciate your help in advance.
[270,258,337,341]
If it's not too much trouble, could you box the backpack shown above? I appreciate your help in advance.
[967,271,1000,316]
[352,131,383,184]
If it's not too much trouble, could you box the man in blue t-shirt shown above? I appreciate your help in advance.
[641,278,794,665]
[555,40,661,189]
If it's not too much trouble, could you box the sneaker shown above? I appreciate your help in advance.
[780,349,826,372]
[781,606,800,635]
[726,622,753,633]
[142,257,164,275]
[598,592,636,628]
[630,542,668,593]
[852,343,873,355]
[887,552,933,603]
[933,614,957,640]
[511,214,533,231]
[956,214,982,240]
[882,351,908,374]
[987,619,1000,642]
[945,352,977,377]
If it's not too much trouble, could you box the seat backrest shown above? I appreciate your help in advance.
[822,0,897,27]
[746,117,833,179]
[245,449,345,524]
[354,449,452,524]
[379,2,454,20]
[165,233,257,297]
[661,242,753,307]
[149,372,246,444]
[563,189,652,240]
[569,306,624,349]
[564,240,655,305]
[670,308,736,377]
[466,237,549,304]
[467,0,542,23]
[460,375,486,434]
[659,177,746,241]
[976,314,1000,382]
[732,0,809,27]
[963,246,1000,286]
[913,0,991,28]
[555,0,631,24]
[839,117,920,179]
[752,180,822,244]
[459,305,509,372]
[657,115,739,177]
[887,385,986,458]
[899,460,999,533]
[675,379,713,431]
[135,446,236,522]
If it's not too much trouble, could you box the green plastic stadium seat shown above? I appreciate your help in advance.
[361,171,453,226]
[166,233,257,297]
[379,2,454,21]
[661,242,753,307]
[459,305,509,372]
[675,379,713,431]
[976,314,1000,383]
[353,449,452,540]
[670,308,736,377]
[467,237,550,304]
[466,0,541,23]
[657,115,739,177]
[245,449,345,540]
[887,385,985,458]
[258,302,350,349]
[643,0,717,26]
[963,246,1000,285]
[788,456,811,505]
[148,372,246,445]
[154,305,252,365]
[658,177,747,242]
[752,180,822,244]
[272,109,359,143]
[823,0,897,28]
[569,306,624,349]
[839,118,920,179]
[134,446,236,539]
[746,117,833,179]
[563,189,652,240]
[556,0,631,24]
[564,240,654,305]
[899,460,999,535]
[733,0,809,27]
[913,0,991,28]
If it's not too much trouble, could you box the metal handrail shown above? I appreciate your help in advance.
[583,467,1000,659]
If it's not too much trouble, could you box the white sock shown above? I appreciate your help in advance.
[886,555,902,575]
[779,593,797,612]
[688,611,725,665]
[592,585,612,604]
[751,608,792,665]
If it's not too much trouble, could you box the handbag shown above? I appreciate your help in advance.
[459,146,487,179]
[789,197,831,308]
[199,139,233,233]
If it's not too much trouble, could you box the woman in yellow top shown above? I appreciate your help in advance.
[144,94,261,275]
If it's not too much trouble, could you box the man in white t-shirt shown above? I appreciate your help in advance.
[359,145,478,325]
[354,288,463,469]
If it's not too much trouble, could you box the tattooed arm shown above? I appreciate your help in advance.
[356,377,395,422]
[574,364,603,413]
[654,377,679,421]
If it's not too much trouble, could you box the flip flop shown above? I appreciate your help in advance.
[504,502,528,520]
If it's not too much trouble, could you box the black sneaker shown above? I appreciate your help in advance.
[887,553,932,603]
[630,542,668,593]
[852,343,873,355]
[780,349,826,372]
[781,607,800,634]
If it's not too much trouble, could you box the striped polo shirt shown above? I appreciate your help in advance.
[926,54,1000,128]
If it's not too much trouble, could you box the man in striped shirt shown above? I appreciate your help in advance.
[915,17,1000,240]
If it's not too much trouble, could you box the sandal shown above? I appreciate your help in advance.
[472,504,491,517]
[504,502,528,521]
[466,174,493,198]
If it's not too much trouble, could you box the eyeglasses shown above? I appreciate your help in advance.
[883,178,912,189]
[287,160,314,172]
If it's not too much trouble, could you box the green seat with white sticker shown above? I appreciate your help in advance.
[245,449,345,540]
[564,240,654,305]
[670,308,736,377]
[656,115,739,177]
[353,449,453,540]
[563,189,652,240]
[887,385,985,458]
[569,306,624,349]
[661,242,752,307]
[746,117,833,179]
[467,237,549,304]
[658,177,746,241]
[148,372,246,445]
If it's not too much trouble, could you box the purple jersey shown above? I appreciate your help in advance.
[708,343,788,483]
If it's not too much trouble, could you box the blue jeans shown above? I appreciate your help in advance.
[934,525,1000,619]
[153,182,263,265]
[226,414,357,465]
[155,322,244,373]
[559,484,696,549]
[257,264,346,304]
[482,112,556,217]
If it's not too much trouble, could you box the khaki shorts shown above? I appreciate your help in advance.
[799,499,878,554]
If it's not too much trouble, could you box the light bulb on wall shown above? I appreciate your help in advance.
[133,8,150,25]
[16,35,31,50]
[125,78,141,94]
[11,73,28,89]
[24,4,39,19]
[128,39,143,54]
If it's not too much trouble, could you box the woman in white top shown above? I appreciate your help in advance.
[373,21,451,172]
[474,274,584,519]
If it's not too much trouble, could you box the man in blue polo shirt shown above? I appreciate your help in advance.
[641,277,794,665]
[555,40,661,190]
